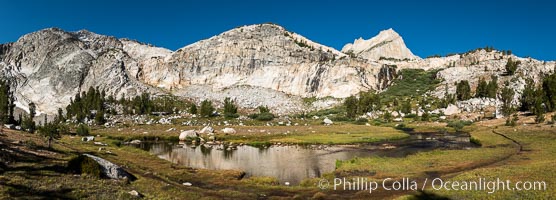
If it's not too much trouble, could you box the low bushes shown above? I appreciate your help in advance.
[67,155,102,178]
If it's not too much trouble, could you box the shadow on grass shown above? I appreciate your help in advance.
[7,164,68,175]
[1,182,75,200]
[410,190,451,200]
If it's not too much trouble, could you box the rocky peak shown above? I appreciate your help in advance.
[342,28,418,61]
[177,23,343,58]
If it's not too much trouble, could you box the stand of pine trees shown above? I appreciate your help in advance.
[65,87,106,123]
[344,91,382,119]
[0,80,17,125]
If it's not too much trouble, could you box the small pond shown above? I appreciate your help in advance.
[130,132,474,185]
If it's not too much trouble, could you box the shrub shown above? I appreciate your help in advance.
[395,123,414,132]
[505,57,520,75]
[307,107,344,117]
[505,114,519,126]
[67,155,102,178]
[383,112,392,123]
[111,140,122,147]
[23,140,39,150]
[470,137,482,146]
[354,117,368,125]
[549,114,556,124]
[447,120,472,132]
[331,115,349,122]
[256,112,275,121]
[250,106,275,121]
[76,124,90,136]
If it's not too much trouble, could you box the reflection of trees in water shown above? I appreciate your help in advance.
[199,145,212,156]
[147,136,474,185]
[223,148,234,159]
[149,143,174,155]
[257,147,270,153]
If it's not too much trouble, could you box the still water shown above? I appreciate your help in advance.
[131,132,473,184]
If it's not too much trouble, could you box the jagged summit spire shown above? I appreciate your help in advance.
[342,28,418,61]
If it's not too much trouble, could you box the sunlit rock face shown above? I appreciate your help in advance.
[1,24,553,115]
[124,24,382,112]
[0,28,162,115]
[342,28,419,61]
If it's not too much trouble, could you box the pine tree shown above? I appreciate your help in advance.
[22,102,37,133]
[0,80,11,124]
[500,83,515,117]
[223,97,239,118]
[8,91,15,124]
[189,104,198,114]
[57,108,64,123]
[95,110,106,125]
[200,100,215,118]
[475,78,488,98]
[486,75,498,98]
[344,95,358,119]
[519,78,536,112]
[533,89,545,124]
[401,100,412,114]
[505,57,520,75]
[38,122,61,149]
[456,81,472,101]
[543,72,556,111]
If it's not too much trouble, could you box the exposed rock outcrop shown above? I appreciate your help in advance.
[342,28,419,61]
[0,24,554,116]
[0,28,162,115]
[83,154,135,180]
[179,130,199,140]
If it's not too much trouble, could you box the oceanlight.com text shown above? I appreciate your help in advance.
[318,177,547,194]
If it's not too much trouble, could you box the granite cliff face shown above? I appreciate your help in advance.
[0,24,554,115]
[137,24,381,113]
[0,28,162,114]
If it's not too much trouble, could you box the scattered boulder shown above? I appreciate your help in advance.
[183,182,192,186]
[443,104,461,116]
[323,118,333,125]
[393,118,403,122]
[128,190,142,197]
[81,154,136,180]
[129,140,142,145]
[200,126,214,134]
[93,142,108,146]
[221,128,236,134]
[179,130,199,140]
[81,136,95,142]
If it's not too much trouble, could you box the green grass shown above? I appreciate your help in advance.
[94,124,410,146]
[381,69,442,101]
[334,126,518,179]
[432,126,556,199]
[219,125,409,145]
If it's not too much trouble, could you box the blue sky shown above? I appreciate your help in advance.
[1,0,555,60]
